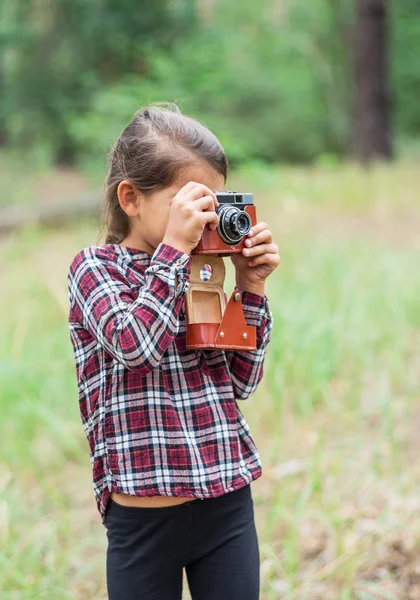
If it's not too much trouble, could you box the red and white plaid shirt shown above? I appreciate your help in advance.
[67,242,274,524]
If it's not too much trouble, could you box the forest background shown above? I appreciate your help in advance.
[1,0,419,171]
[1,1,420,599]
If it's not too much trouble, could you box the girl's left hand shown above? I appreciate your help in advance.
[230,222,280,286]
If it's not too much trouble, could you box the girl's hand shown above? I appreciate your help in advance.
[163,181,220,255]
[230,222,280,293]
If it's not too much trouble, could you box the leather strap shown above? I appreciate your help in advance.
[186,289,256,350]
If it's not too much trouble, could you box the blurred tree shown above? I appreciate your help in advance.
[391,0,420,142]
[0,61,6,147]
[1,0,196,164]
[1,0,420,166]
[351,0,393,162]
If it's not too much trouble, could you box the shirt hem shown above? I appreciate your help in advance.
[99,467,262,525]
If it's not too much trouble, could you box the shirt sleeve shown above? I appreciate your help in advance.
[68,242,192,375]
[224,287,274,401]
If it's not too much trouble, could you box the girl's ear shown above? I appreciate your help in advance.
[117,180,143,217]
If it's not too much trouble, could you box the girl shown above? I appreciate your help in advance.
[67,102,280,599]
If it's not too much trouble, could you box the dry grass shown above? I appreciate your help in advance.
[1,161,419,599]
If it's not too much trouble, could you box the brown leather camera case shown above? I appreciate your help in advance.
[184,255,256,351]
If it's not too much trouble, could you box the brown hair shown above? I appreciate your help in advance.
[102,101,229,244]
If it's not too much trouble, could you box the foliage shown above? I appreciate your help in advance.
[0,0,419,165]
[391,1,420,137]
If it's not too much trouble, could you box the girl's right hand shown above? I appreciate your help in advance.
[162,181,220,255]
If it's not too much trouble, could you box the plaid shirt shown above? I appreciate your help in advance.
[67,242,274,524]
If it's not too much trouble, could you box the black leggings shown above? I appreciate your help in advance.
[104,483,260,599]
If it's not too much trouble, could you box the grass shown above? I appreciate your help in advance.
[1,162,419,599]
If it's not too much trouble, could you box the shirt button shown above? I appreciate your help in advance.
[176,258,183,264]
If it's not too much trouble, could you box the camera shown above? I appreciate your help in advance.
[191,191,256,255]
[185,190,258,351]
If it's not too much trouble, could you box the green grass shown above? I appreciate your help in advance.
[1,163,419,599]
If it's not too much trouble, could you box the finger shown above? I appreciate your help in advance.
[184,183,219,206]
[247,221,268,237]
[195,196,219,229]
[200,210,219,229]
[173,181,218,206]
[243,242,279,258]
[173,181,198,201]
[244,229,272,247]
[194,195,218,212]
[248,252,280,267]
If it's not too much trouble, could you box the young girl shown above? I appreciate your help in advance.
[67,102,280,599]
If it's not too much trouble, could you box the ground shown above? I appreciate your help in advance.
[0,161,419,599]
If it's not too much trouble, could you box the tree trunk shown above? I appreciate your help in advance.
[351,0,392,163]
[0,60,8,147]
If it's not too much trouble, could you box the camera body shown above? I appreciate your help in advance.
[191,191,256,255]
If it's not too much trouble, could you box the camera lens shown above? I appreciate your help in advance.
[233,212,252,235]
[217,206,252,245]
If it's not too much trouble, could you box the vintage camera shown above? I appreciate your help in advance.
[192,191,256,256]
[185,192,258,352]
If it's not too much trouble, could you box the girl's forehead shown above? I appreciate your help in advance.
[174,164,225,191]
